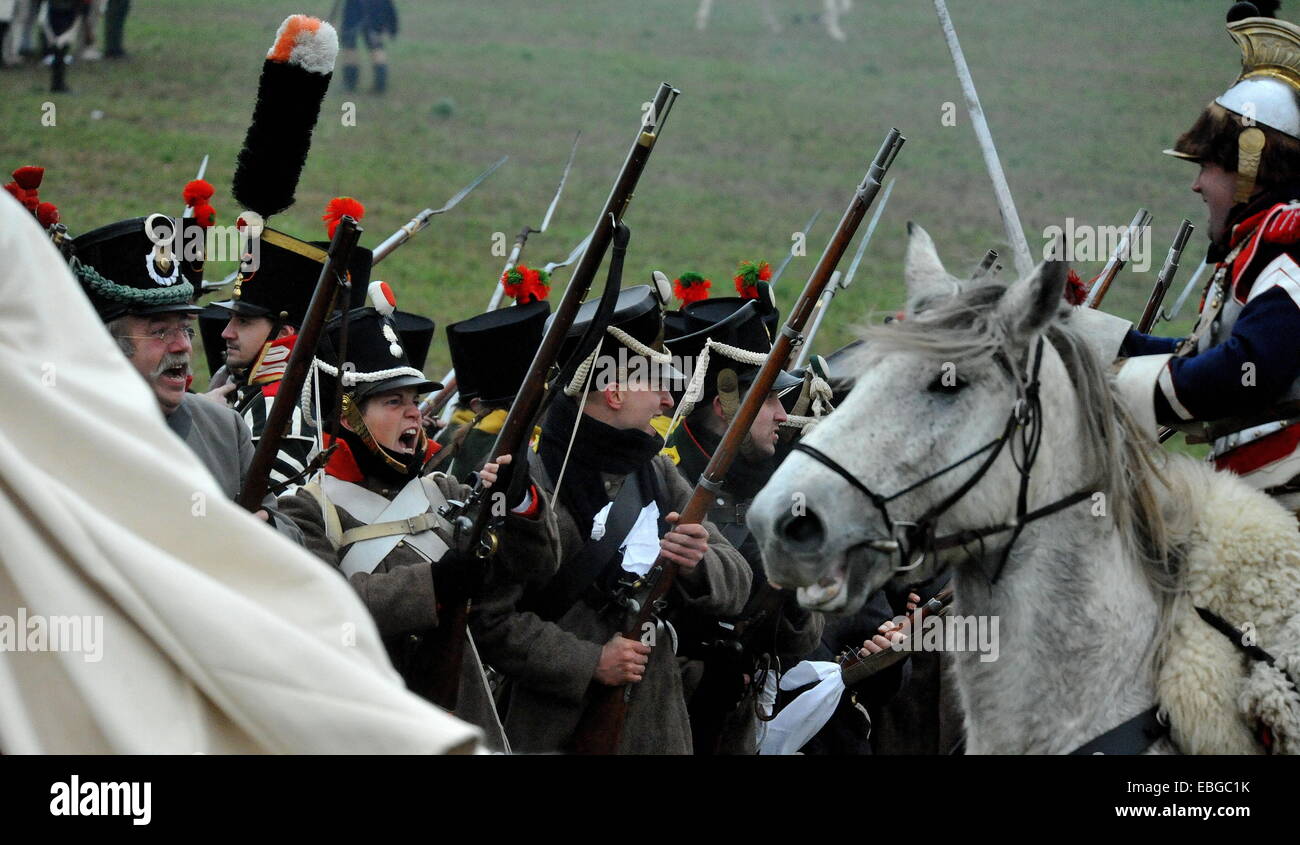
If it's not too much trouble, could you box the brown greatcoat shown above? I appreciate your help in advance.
[278,469,560,751]
[471,454,752,754]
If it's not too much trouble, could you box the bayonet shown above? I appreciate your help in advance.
[1162,256,1210,322]
[486,132,582,311]
[371,156,508,265]
[770,208,822,287]
[794,178,895,369]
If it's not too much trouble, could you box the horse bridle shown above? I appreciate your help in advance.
[792,335,1095,584]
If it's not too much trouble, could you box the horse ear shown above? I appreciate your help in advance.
[997,249,1068,344]
[903,222,958,307]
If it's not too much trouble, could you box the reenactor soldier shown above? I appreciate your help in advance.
[67,213,302,542]
[275,286,559,750]
[1106,4,1300,512]
[472,285,752,754]
[205,198,374,494]
[663,298,824,754]
[439,299,550,483]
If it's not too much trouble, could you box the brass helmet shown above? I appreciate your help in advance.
[1167,4,1300,202]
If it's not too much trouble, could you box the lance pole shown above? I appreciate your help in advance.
[934,0,1033,280]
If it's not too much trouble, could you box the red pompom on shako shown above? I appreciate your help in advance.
[36,202,60,228]
[183,179,217,228]
[5,165,57,225]
[501,264,551,304]
[674,271,711,304]
[323,196,365,239]
[733,259,772,299]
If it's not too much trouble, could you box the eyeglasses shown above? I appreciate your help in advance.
[120,326,197,343]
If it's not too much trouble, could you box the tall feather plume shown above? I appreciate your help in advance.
[231,15,338,218]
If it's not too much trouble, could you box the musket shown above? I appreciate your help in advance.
[769,208,823,288]
[793,178,895,369]
[237,215,361,511]
[934,0,1033,280]
[971,248,999,281]
[420,83,682,714]
[370,156,508,265]
[1137,219,1194,334]
[571,127,906,755]
[1084,207,1151,309]
[485,131,582,311]
[1161,258,1210,323]
[835,587,954,687]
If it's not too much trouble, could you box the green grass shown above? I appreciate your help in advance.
[3,0,1228,452]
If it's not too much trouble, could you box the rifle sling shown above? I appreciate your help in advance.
[523,457,651,623]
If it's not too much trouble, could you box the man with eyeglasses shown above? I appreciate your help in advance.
[70,216,302,541]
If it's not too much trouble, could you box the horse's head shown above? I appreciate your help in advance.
[750,225,1083,613]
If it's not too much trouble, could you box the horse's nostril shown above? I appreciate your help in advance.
[779,510,825,552]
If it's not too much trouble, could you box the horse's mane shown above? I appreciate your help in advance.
[854,283,1190,605]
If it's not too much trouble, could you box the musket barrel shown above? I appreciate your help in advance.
[1137,218,1193,333]
[1085,207,1151,309]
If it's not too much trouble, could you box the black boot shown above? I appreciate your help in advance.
[342,63,359,92]
[372,63,387,94]
[51,48,69,92]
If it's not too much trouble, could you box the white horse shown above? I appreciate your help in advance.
[747,224,1300,754]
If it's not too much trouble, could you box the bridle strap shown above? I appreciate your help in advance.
[789,336,1094,581]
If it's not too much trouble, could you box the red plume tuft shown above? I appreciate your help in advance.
[183,179,216,206]
[673,272,711,304]
[11,166,44,191]
[733,260,770,298]
[36,202,60,227]
[323,196,365,239]
[191,201,216,228]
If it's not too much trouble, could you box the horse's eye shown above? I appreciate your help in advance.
[927,373,967,395]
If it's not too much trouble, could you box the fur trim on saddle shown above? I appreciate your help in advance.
[1157,458,1300,754]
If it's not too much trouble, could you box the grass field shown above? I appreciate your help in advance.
[3,0,1231,444]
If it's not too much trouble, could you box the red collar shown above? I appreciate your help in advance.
[1229,206,1272,250]
[319,433,440,483]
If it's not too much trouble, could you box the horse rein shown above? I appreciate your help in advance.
[792,335,1095,583]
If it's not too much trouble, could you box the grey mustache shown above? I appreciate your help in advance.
[151,352,191,379]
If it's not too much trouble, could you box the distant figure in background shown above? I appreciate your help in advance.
[103,0,129,59]
[38,0,86,92]
[77,0,98,60]
[339,0,397,94]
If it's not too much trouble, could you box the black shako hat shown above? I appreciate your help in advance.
[699,281,781,338]
[665,298,800,412]
[446,300,550,406]
[549,285,684,395]
[70,216,205,322]
[198,301,430,380]
[315,299,440,413]
[211,227,372,328]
